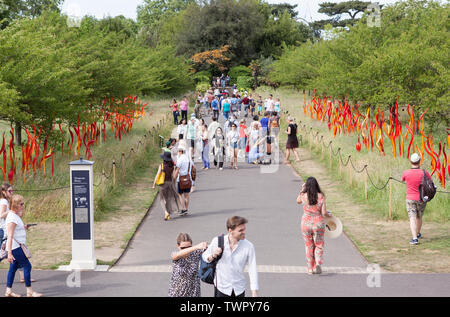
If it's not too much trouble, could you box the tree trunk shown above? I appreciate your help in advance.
[14,122,21,146]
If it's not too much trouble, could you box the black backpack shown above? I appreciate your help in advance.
[419,169,436,203]
[198,235,224,284]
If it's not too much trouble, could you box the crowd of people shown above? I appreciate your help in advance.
[157,85,436,298]
[169,90,295,169]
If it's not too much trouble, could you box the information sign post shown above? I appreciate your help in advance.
[68,159,96,270]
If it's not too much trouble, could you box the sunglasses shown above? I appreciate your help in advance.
[179,245,192,250]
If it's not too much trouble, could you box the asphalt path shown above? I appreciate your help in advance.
[0,111,448,297]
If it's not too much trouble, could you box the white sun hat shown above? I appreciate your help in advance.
[324,213,343,239]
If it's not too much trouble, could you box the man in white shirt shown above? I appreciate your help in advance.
[173,147,191,216]
[202,216,258,297]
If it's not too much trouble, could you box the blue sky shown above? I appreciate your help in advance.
[61,0,399,22]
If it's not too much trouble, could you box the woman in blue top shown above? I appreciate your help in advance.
[222,98,231,120]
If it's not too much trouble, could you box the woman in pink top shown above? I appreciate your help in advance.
[238,119,247,158]
[180,97,189,123]
[297,177,331,274]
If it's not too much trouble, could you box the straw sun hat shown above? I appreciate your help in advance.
[324,213,343,239]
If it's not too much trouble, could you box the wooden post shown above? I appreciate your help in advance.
[321,136,324,159]
[338,149,342,175]
[112,161,116,187]
[329,145,332,169]
[309,128,312,151]
[101,168,105,199]
[389,178,392,220]
[364,169,367,200]
[348,156,352,185]
[121,153,125,175]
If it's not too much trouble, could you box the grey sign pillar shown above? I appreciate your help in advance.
[68,159,96,270]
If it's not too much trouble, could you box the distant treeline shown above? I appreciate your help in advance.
[0,10,193,141]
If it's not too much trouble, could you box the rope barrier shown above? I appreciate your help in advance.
[295,118,450,195]
[13,112,171,193]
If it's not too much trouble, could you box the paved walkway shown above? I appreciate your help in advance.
[0,112,448,297]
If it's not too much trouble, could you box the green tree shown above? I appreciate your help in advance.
[0,12,91,144]
[269,3,298,18]
[137,0,195,46]
[174,0,265,65]
[0,0,62,29]
[310,1,372,37]
[259,10,313,58]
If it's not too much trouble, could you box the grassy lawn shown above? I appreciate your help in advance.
[256,86,449,273]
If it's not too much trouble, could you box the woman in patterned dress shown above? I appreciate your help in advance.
[168,233,208,297]
[296,177,331,274]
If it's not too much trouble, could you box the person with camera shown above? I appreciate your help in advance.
[168,233,208,297]
[5,195,42,297]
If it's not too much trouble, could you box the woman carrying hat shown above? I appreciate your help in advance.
[153,151,180,221]
[297,177,331,274]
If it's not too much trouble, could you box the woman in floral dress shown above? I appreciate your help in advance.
[297,177,331,274]
[168,233,208,297]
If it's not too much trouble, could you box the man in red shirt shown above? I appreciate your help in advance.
[242,95,250,117]
[401,153,431,245]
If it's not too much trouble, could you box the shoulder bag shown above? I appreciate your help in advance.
[198,234,224,284]
[156,163,165,186]
[179,162,192,190]
[14,237,31,258]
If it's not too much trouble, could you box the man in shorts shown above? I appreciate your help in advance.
[173,146,192,216]
[401,153,432,245]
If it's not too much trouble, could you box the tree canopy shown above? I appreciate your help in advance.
[268,0,449,127]
[137,0,313,71]
[0,11,193,143]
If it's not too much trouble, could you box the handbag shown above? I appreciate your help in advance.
[156,164,165,186]
[179,163,192,190]
[14,238,31,258]
[0,241,7,260]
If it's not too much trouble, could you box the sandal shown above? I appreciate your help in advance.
[27,291,43,297]
[5,291,21,297]
[314,265,322,274]
[164,213,171,221]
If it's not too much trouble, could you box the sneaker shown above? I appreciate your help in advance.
[417,233,422,239]
[409,238,419,245]
[180,210,188,216]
